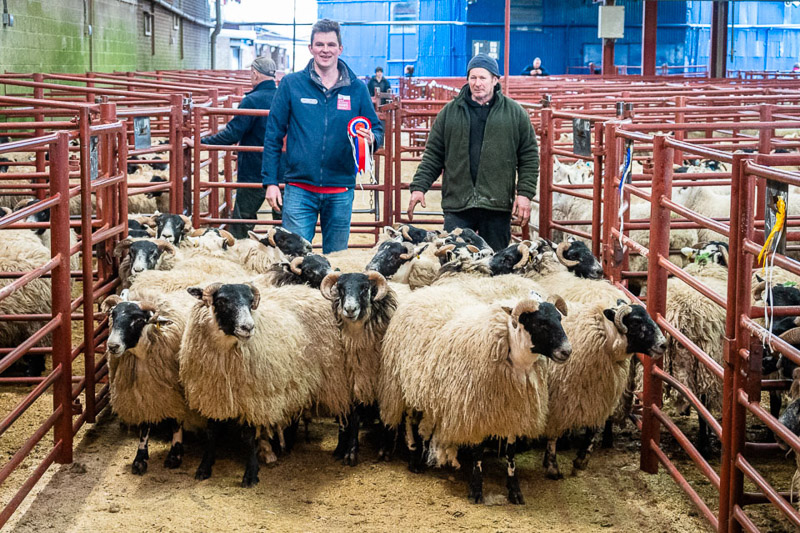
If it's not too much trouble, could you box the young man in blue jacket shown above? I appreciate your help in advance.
[202,57,280,238]
[261,19,384,253]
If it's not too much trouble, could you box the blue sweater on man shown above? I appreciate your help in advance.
[202,80,277,183]
[262,59,384,188]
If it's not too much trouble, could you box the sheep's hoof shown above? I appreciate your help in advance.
[508,489,525,505]
[573,456,589,471]
[241,468,260,488]
[545,466,563,480]
[468,488,484,504]
[164,443,184,469]
[194,464,212,481]
[342,450,358,467]
[131,459,148,476]
[376,449,392,462]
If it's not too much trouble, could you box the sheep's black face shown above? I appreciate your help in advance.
[211,284,256,340]
[769,317,800,380]
[263,227,312,257]
[20,200,50,235]
[563,241,603,279]
[518,303,571,363]
[127,155,140,175]
[107,302,151,355]
[447,227,490,252]
[0,136,10,144]
[0,156,10,173]
[145,176,167,198]
[765,285,800,308]
[366,241,412,278]
[155,214,185,245]
[687,241,729,267]
[778,398,800,451]
[300,255,332,288]
[489,244,524,276]
[128,240,164,275]
[605,305,667,357]
[401,224,429,244]
[335,273,373,321]
[150,160,168,172]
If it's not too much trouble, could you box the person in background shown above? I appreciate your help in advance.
[407,54,538,252]
[793,63,800,73]
[404,64,415,78]
[522,57,549,77]
[202,56,280,238]
[261,19,384,254]
[367,66,392,106]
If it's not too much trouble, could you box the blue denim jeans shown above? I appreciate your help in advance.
[281,184,354,254]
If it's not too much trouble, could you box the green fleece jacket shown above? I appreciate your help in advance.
[410,84,539,213]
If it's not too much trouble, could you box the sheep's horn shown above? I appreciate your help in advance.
[366,270,389,301]
[139,301,158,314]
[320,272,341,301]
[267,228,278,247]
[401,225,412,242]
[101,295,123,314]
[556,241,580,267]
[753,281,767,302]
[248,231,262,242]
[434,244,456,257]
[780,327,800,346]
[548,294,568,317]
[139,216,156,228]
[512,298,540,319]
[202,283,223,308]
[719,246,729,266]
[451,228,463,236]
[155,240,176,255]
[399,242,415,261]
[245,282,260,310]
[113,238,133,258]
[179,215,192,230]
[466,244,480,254]
[289,256,304,275]
[189,228,205,237]
[614,304,633,334]
[219,229,236,247]
[513,243,531,270]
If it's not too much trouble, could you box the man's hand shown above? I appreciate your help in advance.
[356,128,375,144]
[512,195,532,227]
[265,185,282,212]
[407,191,426,221]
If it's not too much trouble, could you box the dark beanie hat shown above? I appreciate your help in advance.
[467,54,500,77]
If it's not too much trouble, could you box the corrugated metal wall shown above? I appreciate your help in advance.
[686,1,800,72]
[319,0,800,77]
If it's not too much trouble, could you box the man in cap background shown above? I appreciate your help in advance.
[407,53,538,252]
[367,66,392,106]
[202,56,282,238]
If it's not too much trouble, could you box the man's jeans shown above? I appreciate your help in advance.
[281,184,354,253]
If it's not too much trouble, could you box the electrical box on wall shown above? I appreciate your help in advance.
[598,5,624,39]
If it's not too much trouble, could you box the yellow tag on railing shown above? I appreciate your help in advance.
[758,196,787,271]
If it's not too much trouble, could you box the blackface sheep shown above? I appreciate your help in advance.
[320,271,398,465]
[261,254,334,289]
[380,284,571,504]
[102,291,203,475]
[115,238,177,289]
[179,282,349,487]
[542,301,666,479]
[249,226,312,257]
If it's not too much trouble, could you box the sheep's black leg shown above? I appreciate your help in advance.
[770,391,783,442]
[407,416,425,474]
[333,415,347,460]
[283,419,299,454]
[377,424,396,462]
[195,419,221,481]
[343,406,360,466]
[131,424,151,475]
[601,418,615,449]
[241,424,260,488]
[163,419,184,469]
[697,393,711,458]
[543,438,563,480]
[573,427,598,472]
[468,444,484,504]
[505,439,524,505]
[302,409,311,443]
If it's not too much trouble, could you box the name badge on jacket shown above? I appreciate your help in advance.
[301,98,318,105]
[337,94,351,111]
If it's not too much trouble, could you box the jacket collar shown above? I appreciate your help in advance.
[248,80,277,95]
[306,58,354,93]
[457,82,503,106]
